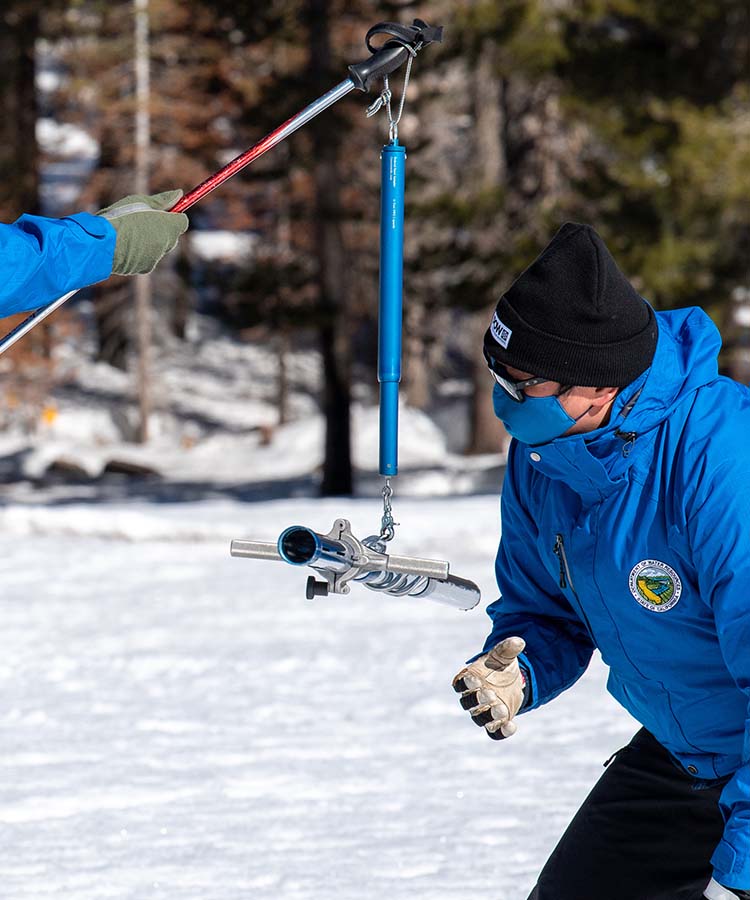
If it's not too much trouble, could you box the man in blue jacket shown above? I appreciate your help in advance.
[0,189,188,319]
[453,223,750,900]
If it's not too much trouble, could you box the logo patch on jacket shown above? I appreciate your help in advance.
[628,560,682,612]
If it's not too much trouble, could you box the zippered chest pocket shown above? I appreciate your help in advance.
[552,532,596,642]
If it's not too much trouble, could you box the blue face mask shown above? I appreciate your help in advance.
[492,383,588,446]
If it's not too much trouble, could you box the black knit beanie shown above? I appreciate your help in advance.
[483,223,657,387]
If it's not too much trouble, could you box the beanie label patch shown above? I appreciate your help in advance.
[490,313,512,349]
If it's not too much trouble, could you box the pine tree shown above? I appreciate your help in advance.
[0,1,71,428]
[402,0,579,453]
[203,0,387,495]
[554,1,750,321]
[44,0,261,371]
[0,1,41,220]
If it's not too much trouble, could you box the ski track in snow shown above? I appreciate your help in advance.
[0,495,637,899]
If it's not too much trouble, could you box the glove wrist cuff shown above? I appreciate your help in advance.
[705,877,745,900]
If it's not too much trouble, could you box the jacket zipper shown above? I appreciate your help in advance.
[553,533,596,641]
[615,430,637,458]
[553,533,573,589]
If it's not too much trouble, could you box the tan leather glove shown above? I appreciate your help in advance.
[452,636,526,740]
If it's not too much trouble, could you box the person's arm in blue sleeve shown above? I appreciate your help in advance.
[0,213,116,318]
[0,190,189,320]
[687,446,750,894]
[474,441,596,712]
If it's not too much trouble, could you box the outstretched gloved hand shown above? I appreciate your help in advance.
[97,190,189,276]
[452,636,526,740]
[704,878,750,900]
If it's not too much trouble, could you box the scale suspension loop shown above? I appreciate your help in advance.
[379,477,399,543]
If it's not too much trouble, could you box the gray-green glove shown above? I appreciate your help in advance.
[97,189,189,276]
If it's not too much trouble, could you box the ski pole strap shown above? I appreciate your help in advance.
[364,19,444,55]
[348,19,443,92]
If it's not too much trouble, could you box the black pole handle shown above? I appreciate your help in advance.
[348,45,409,92]
[347,18,444,93]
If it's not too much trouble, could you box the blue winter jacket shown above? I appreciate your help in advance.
[480,307,750,891]
[0,213,115,318]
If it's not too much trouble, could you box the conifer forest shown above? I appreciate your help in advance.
[1,0,749,492]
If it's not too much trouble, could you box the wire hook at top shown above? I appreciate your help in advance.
[366,49,417,143]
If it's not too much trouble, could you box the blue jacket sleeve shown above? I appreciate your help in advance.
[476,443,595,711]
[0,212,116,317]
[687,453,750,891]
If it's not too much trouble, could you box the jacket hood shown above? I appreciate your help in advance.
[518,306,722,499]
[606,306,721,438]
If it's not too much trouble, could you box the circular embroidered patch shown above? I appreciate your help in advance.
[628,559,682,612]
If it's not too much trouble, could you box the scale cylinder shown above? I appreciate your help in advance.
[378,142,406,477]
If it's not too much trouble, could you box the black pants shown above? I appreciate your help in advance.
[528,729,729,900]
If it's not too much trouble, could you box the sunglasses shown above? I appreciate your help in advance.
[483,350,550,403]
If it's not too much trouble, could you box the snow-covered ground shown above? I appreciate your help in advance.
[0,300,633,898]
[0,314,506,501]
[0,494,637,900]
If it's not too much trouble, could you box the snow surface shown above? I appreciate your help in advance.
[0,494,637,900]
[189,232,257,263]
[36,118,99,161]
[0,315,506,499]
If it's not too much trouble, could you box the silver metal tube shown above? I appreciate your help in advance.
[267,79,356,149]
[277,526,352,573]
[230,540,283,561]
[384,554,449,580]
[408,574,481,611]
[0,289,78,356]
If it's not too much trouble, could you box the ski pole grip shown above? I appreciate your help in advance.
[348,45,410,92]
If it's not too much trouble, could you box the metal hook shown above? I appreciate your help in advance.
[366,86,392,118]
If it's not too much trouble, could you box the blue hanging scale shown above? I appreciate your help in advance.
[226,22,485,611]
[378,139,405,483]
[367,55,416,543]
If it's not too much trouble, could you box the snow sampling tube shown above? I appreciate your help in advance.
[277,525,480,610]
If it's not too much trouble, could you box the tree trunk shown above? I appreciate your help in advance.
[474,39,506,188]
[0,3,40,220]
[133,0,152,444]
[466,303,509,455]
[308,0,352,496]
[403,300,430,409]
[171,243,191,340]
[466,40,509,455]
[276,329,290,425]
[93,128,132,368]
[0,8,55,371]
[94,279,130,371]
